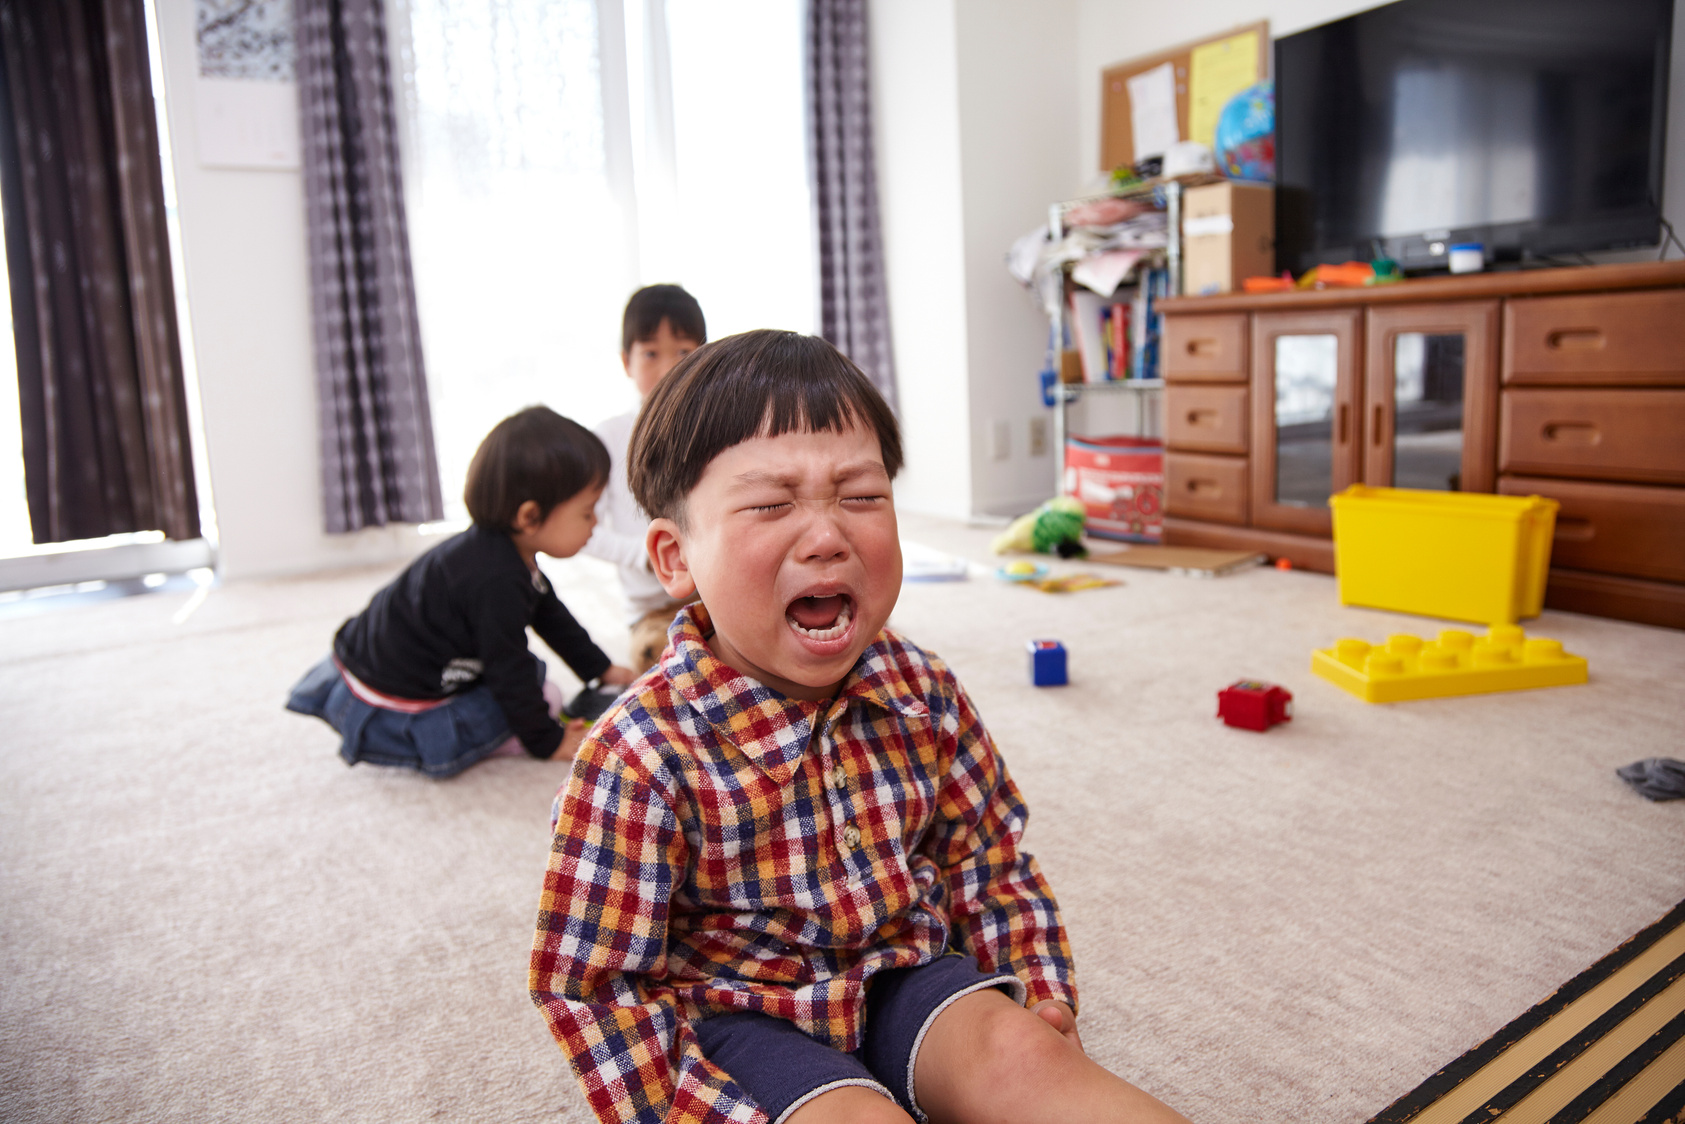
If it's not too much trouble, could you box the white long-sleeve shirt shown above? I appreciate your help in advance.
[585,410,677,625]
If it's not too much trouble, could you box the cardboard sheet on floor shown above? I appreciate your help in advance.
[1087,544,1264,577]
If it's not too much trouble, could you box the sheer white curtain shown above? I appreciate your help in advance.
[390,0,815,522]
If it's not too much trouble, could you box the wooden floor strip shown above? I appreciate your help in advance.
[1403,924,1685,1124]
[1462,955,1685,1123]
[1368,902,1685,1124]
[1632,1072,1685,1124]
[1569,1011,1685,1124]
[1479,973,1685,1124]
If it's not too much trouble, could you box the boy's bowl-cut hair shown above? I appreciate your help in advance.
[622,283,707,353]
[629,330,903,524]
[464,406,610,531]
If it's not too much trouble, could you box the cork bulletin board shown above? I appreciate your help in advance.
[1099,21,1270,172]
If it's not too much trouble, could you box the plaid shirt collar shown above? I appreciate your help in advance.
[663,602,930,783]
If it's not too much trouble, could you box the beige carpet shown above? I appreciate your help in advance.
[2,512,1682,1124]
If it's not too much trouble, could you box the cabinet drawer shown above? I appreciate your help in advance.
[1166,385,1248,453]
[1163,313,1248,382]
[1498,475,1685,584]
[1504,290,1685,386]
[1500,389,1685,485]
[1165,453,1248,524]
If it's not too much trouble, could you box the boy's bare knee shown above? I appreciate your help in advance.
[918,989,1076,1114]
[976,1000,1071,1091]
[785,1085,913,1124]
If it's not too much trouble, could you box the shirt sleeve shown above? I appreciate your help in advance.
[470,569,567,759]
[530,743,770,1124]
[531,584,613,686]
[924,676,1078,1012]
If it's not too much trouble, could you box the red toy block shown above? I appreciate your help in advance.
[1217,680,1293,731]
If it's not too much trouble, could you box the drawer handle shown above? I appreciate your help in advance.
[1186,478,1223,497]
[1186,338,1220,358]
[1546,328,1605,351]
[1542,421,1601,447]
[1187,408,1218,427]
[1554,516,1595,542]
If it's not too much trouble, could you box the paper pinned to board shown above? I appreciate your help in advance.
[1188,31,1259,151]
[1127,62,1180,161]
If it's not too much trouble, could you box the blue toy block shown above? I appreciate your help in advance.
[1028,640,1067,686]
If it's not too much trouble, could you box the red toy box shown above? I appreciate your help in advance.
[1064,434,1163,543]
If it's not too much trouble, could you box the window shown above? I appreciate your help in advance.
[392,0,814,522]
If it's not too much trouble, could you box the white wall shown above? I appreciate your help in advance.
[954,2,1081,517]
[156,0,433,580]
[872,0,1081,521]
[870,0,972,520]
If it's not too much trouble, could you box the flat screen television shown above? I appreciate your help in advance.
[1273,0,1673,274]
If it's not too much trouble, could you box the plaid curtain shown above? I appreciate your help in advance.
[0,0,200,544]
[297,0,442,532]
[807,0,897,411]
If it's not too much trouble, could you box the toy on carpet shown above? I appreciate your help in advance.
[1024,572,1119,593]
[996,560,1050,583]
[1028,640,1067,687]
[1311,625,1587,704]
[991,497,1087,558]
[1217,680,1293,731]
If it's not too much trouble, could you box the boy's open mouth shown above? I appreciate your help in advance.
[786,593,854,642]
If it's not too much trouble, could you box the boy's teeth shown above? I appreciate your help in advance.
[789,597,852,641]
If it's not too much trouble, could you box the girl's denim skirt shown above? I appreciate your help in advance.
[285,655,537,779]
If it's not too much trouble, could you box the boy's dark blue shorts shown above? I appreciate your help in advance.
[692,954,1024,1123]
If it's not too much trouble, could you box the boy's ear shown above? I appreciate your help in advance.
[645,518,696,600]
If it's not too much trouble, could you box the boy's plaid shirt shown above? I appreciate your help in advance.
[530,603,1075,1124]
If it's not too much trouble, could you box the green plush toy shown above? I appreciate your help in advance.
[990,497,1088,557]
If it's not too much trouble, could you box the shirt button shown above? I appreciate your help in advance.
[841,823,861,850]
[831,766,848,791]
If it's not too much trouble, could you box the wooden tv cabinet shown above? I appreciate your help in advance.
[1156,260,1685,630]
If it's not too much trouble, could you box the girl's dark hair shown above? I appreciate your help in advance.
[628,330,902,525]
[621,284,707,354]
[463,406,610,531]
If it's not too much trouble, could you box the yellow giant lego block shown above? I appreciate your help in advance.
[1330,486,1558,625]
[1311,625,1587,703]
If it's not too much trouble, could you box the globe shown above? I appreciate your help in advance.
[1215,82,1274,182]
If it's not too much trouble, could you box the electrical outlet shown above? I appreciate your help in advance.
[992,419,1010,461]
[1028,416,1048,457]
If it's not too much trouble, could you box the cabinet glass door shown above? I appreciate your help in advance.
[1251,309,1362,535]
[1273,334,1339,506]
[1364,302,1499,495]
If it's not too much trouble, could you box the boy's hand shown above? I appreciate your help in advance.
[598,665,638,687]
[1031,1000,1084,1052]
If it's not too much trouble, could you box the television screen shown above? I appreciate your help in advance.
[1274,0,1673,274]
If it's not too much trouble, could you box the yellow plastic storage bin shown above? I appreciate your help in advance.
[1329,486,1558,625]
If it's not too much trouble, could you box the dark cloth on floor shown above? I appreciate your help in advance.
[331,524,610,758]
[1616,758,1685,802]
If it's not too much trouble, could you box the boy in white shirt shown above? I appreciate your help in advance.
[584,284,707,672]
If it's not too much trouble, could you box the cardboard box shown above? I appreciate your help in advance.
[1181,182,1274,296]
